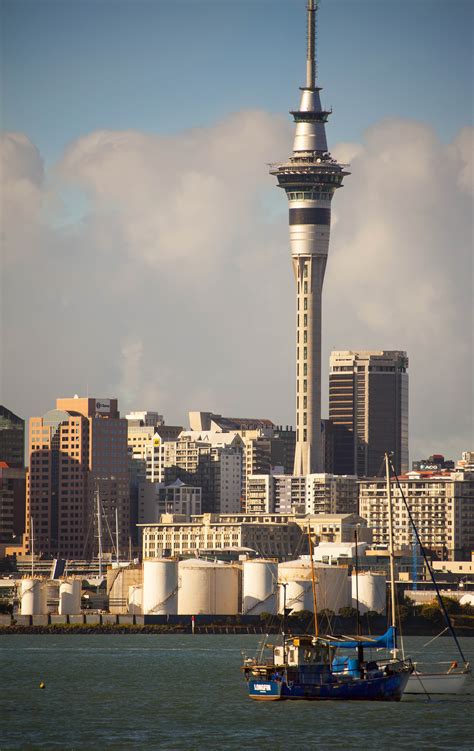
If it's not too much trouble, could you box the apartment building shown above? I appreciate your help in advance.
[246,473,358,516]
[359,469,474,559]
[138,479,202,522]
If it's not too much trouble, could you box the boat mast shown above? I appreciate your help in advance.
[354,527,361,636]
[308,523,319,638]
[115,507,120,564]
[96,488,103,579]
[385,452,397,655]
[30,515,34,578]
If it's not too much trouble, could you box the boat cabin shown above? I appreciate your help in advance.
[274,637,332,668]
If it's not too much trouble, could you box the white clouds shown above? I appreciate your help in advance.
[326,118,473,458]
[1,115,472,459]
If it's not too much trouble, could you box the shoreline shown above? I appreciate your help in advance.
[1,613,473,636]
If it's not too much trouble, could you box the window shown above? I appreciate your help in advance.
[304,298,308,310]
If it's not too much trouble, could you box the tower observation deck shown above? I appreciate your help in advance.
[270,0,349,475]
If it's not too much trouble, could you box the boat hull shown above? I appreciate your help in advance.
[405,670,470,695]
[248,671,410,701]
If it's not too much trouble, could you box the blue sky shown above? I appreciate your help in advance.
[2,0,473,165]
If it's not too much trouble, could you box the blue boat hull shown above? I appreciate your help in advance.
[248,671,410,701]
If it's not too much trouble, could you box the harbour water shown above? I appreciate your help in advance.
[1,634,473,750]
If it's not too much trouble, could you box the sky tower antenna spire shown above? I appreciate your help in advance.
[306,0,317,89]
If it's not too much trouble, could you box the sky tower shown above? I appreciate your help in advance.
[270,0,349,475]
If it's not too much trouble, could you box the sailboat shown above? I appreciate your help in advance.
[384,454,471,696]
[241,523,413,701]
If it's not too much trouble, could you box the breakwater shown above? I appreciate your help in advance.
[1,612,473,635]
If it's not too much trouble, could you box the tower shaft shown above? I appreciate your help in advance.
[270,0,349,475]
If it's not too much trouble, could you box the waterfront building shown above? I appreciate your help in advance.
[140,513,303,560]
[270,1,349,474]
[0,405,25,468]
[139,510,370,561]
[359,468,474,559]
[329,350,409,476]
[26,397,129,559]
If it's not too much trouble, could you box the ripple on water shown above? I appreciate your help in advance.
[0,634,472,751]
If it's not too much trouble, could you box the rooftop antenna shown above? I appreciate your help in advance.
[306,0,317,89]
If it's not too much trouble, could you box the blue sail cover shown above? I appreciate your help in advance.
[325,627,396,651]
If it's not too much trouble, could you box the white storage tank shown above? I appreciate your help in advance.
[143,559,178,615]
[242,559,278,615]
[278,560,350,614]
[178,559,240,615]
[40,581,59,614]
[59,579,82,615]
[351,572,386,614]
[128,584,143,614]
[20,578,42,615]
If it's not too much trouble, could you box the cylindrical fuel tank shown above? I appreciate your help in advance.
[351,572,386,614]
[128,584,143,614]
[142,559,178,615]
[178,559,240,615]
[58,579,82,615]
[278,560,350,614]
[20,578,42,615]
[242,559,278,615]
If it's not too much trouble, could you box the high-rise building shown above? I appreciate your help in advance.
[0,462,26,545]
[0,406,26,547]
[270,1,349,475]
[0,405,25,468]
[329,351,409,476]
[26,397,129,559]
